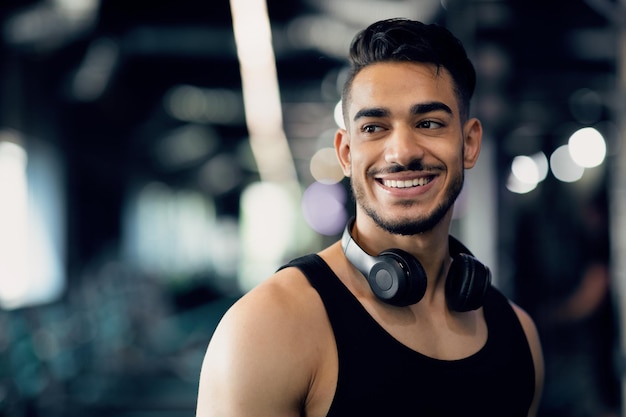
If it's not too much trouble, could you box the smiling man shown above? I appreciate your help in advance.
[343,63,469,237]
[196,18,544,417]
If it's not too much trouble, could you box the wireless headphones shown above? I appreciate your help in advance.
[341,218,491,311]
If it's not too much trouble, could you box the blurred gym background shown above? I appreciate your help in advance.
[0,0,624,416]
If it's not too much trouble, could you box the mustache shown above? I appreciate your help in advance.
[368,160,443,175]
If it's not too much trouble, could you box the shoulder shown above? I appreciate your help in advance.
[196,263,330,416]
[207,263,327,365]
[224,264,327,340]
[509,300,545,417]
[484,287,544,416]
[508,300,542,366]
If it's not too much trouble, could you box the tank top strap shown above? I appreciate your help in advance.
[279,254,379,346]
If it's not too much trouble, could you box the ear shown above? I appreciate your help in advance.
[462,118,483,169]
[334,128,352,177]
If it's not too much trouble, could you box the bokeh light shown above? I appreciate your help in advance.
[334,100,345,129]
[302,182,347,236]
[507,152,547,194]
[568,127,606,168]
[310,147,344,184]
[550,145,585,182]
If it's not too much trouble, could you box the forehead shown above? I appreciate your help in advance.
[347,61,459,119]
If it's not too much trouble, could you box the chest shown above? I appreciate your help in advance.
[290,254,533,416]
[305,302,489,417]
[366,303,488,360]
[306,299,532,417]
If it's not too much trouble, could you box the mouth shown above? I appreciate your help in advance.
[380,176,434,189]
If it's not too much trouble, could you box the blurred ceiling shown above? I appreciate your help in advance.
[0,0,618,268]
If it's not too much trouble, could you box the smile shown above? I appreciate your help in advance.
[382,177,433,188]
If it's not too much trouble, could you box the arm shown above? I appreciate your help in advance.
[511,303,544,417]
[196,270,318,417]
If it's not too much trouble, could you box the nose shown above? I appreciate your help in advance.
[384,126,425,167]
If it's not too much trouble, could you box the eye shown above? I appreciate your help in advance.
[417,120,443,129]
[362,124,383,134]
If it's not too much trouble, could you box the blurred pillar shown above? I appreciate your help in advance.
[613,4,626,415]
[445,0,499,286]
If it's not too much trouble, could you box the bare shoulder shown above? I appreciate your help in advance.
[196,264,329,417]
[220,265,328,345]
[509,302,542,359]
[509,301,545,417]
[225,265,322,326]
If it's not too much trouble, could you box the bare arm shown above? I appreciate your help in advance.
[196,270,320,417]
[512,303,545,417]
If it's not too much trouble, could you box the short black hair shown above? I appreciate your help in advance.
[342,18,476,123]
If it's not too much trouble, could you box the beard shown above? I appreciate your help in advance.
[351,164,464,236]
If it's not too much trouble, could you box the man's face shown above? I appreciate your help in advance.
[335,61,481,235]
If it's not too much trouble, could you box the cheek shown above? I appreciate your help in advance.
[346,153,371,179]
[348,142,378,168]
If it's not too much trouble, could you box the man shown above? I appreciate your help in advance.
[196,18,544,417]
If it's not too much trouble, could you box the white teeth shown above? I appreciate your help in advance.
[383,177,431,188]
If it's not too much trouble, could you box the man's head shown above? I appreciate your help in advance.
[335,18,482,237]
[342,18,476,126]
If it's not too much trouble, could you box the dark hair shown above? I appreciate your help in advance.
[342,18,476,122]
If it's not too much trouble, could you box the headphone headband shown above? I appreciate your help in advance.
[340,217,491,310]
[341,217,474,262]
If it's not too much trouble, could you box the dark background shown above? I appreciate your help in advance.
[0,1,622,416]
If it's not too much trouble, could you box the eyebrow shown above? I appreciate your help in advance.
[353,101,453,122]
[411,101,453,115]
[353,107,389,122]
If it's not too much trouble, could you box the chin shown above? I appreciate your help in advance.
[366,211,438,236]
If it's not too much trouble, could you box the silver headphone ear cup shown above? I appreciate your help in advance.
[374,249,427,307]
[368,257,406,302]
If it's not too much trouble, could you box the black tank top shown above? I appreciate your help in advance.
[283,254,535,417]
